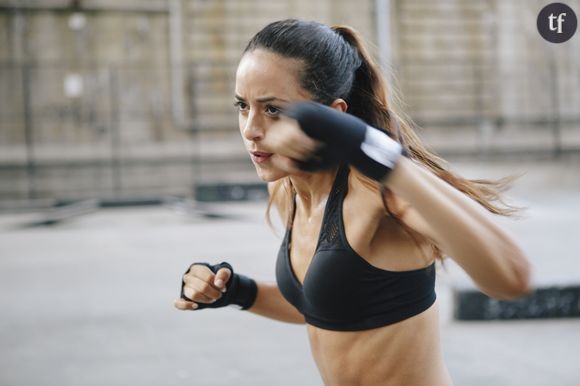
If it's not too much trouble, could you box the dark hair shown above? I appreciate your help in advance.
[245,19,521,260]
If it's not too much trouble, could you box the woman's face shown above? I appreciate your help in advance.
[235,49,312,182]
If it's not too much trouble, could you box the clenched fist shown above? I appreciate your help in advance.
[175,262,257,311]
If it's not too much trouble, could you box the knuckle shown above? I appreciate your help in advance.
[190,264,209,276]
[200,282,212,293]
[183,287,192,300]
[183,287,195,300]
[185,288,206,303]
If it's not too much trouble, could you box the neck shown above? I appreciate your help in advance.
[289,167,339,217]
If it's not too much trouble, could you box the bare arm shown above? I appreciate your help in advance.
[385,157,532,299]
[247,281,305,324]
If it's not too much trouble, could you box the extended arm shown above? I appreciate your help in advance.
[385,157,531,299]
[282,102,532,300]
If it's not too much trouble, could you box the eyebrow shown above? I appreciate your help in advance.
[234,94,290,103]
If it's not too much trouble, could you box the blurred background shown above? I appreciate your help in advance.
[1,0,579,385]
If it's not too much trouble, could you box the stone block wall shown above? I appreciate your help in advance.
[0,0,579,202]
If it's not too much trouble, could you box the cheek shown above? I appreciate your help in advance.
[238,114,245,132]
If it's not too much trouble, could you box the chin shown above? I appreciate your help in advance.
[254,164,288,182]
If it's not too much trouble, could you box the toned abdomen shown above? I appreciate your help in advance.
[306,302,453,386]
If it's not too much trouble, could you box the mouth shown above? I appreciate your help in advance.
[250,151,273,164]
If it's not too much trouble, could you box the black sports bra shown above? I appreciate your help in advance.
[275,165,436,331]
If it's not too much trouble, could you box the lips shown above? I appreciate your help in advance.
[250,151,273,164]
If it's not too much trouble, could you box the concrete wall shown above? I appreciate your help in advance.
[0,0,579,202]
[185,0,375,132]
[394,0,580,152]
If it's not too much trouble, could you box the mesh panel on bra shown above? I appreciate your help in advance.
[317,167,347,250]
[287,165,348,251]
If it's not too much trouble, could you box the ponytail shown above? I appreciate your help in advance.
[332,26,392,132]
[332,24,521,214]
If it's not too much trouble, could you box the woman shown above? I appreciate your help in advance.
[175,19,532,385]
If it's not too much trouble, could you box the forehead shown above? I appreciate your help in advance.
[235,49,310,100]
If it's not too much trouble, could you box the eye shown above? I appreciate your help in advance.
[265,104,281,117]
[234,101,249,112]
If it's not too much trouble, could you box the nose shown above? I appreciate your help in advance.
[241,111,265,142]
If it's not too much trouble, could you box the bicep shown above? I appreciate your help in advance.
[383,189,440,247]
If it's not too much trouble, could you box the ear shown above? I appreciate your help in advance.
[329,98,348,113]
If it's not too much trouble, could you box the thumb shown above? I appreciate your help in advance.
[214,267,232,290]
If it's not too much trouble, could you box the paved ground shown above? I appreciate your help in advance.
[1,157,579,386]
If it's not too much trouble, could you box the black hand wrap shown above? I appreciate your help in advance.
[180,261,258,310]
[284,102,404,181]
[296,145,342,172]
